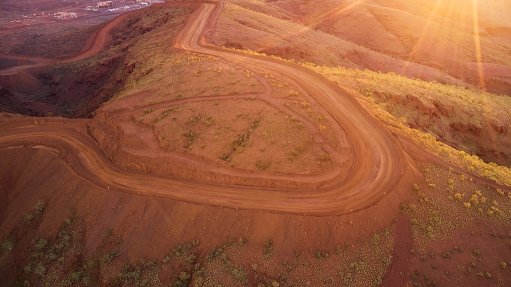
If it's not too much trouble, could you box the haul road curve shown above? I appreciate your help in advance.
[0,0,410,215]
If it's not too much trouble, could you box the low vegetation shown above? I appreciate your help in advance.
[311,64,511,165]
[226,47,511,187]
[308,64,511,187]
[24,200,46,223]
[0,239,15,264]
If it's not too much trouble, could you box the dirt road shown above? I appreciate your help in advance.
[0,10,131,76]
[0,0,412,215]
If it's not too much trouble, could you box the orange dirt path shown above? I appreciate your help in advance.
[0,0,417,215]
[0,8,132,76]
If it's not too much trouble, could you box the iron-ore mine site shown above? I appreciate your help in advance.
[1,0,511,286]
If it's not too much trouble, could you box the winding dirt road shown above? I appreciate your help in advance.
[0,0,412,215]
[0,11,131,76]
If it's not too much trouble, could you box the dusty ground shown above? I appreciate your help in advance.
[0,0,511,286]
[0,146,406,286]
[0,129,509,286]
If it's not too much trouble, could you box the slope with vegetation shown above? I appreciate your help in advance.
[207,0,462,85]
[311,65,511,168]
[0,0,510,286]
[207,0,511,171]
[209,0,511,94]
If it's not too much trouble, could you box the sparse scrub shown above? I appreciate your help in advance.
[308,64,511,187]
[24,200,47,223]
[189,113,203,124]
[232,132,250,151]
[289,90,299,97]
[219,118,261,161]
[173,271,191,287]
[232,47,511,186]
[0,239,15,263]
[288,146,305,161]
[183,130,199,148]
[256,160,272,171]
[219,153,231,162]
[153,108,180,123]
[203,239,249,284]
[2,215,97,286]
[263,238,274,260]
[34,262,46,277]
[117,260,160,287]
[317,152,331,162]
[102,250,120,263]
[314,250,330,260]
[233,119,260,151]
[287,150,298,161]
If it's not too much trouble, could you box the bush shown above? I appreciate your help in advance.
[255,160,271,171]
[1,239,15,262]
[263,239,274,260]
[34,262,46,277]
[24,200,47,222]
[182,130,199,148]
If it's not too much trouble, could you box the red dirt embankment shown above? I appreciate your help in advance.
[1,2,510,286]
[0,0,419,215]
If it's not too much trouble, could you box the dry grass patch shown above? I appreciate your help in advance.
[135,98,334,174]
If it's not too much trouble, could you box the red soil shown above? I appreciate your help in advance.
[0,0,421,215]
[0,1,510,285]
[0,0,505,222]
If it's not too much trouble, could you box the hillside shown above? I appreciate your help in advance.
[207,0,511,95]
[205,0,511,167]
[1,0,511,286]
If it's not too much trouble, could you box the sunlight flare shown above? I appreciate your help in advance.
[256,0,366,53]
[401,0,442,73]
[306,0,366,29]
[471,0,486,90]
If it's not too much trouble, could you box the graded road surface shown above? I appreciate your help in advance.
[0,11,131,76]
[0,0,410,215]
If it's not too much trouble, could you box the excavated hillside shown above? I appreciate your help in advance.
[1,1,511,286]
[205,0,511,167]
[0,6,190,118]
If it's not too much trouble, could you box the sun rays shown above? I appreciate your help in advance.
[471,0,486,90]
[400,0,487,90]
[256,0,366,53]
[401,0,442,74]
[305,0,366,30]
[252,0,490,91]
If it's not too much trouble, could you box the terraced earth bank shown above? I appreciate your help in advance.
[1,0,510,286]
